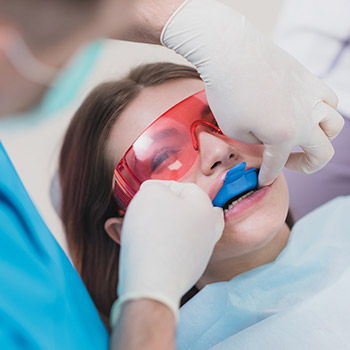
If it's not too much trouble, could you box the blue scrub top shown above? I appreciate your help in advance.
[0,142,109,349]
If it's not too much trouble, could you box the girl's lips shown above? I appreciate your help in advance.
[224,184,272,221]
[208,170,230,201]
[209,166,258,202]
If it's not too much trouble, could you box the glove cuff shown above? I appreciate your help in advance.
[110,292,179,329]
[160,0,191,46]
[161,0,245,49]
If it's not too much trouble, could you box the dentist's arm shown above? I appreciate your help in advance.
[108,0,344,186]
[110,180,224,350]
[111,299,175,350]
[101,0,183,44]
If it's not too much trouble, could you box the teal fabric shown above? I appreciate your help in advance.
[0,40,103,131]
[0,142,109,349]
[177,196,350,349]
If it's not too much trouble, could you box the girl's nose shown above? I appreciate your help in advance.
[198,131,239,176]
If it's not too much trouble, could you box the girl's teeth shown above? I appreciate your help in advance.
[224,190,255,214]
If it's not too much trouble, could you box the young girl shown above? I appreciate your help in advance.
[59,62,294,330]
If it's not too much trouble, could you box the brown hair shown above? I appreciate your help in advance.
[59,62,201,329]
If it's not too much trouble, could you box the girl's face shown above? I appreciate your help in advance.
[107,78,289,264]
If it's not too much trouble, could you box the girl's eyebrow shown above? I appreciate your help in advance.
[152,127,180,142]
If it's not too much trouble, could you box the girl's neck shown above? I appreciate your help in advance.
[196,223,290,289]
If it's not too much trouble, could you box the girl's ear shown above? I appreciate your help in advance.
[104,217,123,245]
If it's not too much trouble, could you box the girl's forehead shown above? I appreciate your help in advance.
[108,79,205,165]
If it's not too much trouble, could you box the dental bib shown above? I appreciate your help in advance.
[212,162,258,208]
[177,196,350,349]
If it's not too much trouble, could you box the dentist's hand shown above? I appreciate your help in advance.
[110,180,224,326]
[161,0,344,186]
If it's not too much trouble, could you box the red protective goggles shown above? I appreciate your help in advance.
[113,89,225,210]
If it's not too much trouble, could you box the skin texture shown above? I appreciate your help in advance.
[103,0,185,43]
[106,78,291,290]
[111,299,175,350]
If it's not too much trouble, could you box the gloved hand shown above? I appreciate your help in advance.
[110,180,224,326]
[161,0,344,186]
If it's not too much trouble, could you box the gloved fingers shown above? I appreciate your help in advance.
[142,179,212,202]
[285,128,334,174]
[258,143,291,187]
[319,83,339,109]
[238,131,262,145]
[139,179,185,197]
[137,180,185,204]
[139,179,166,190]
[312,101,344,140]
[139,180,224,240]
[168,180,198,197]
[220,127,261,145]
[213,207,225,241]
[167,181,212,202]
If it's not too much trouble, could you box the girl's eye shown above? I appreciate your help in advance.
[151,148,180,172]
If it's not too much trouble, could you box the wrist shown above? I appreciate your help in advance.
[110,292,179,329]
[161,0,246,60]
[119,298,176,321]
[111,299,176,350]
[110,0,186,44]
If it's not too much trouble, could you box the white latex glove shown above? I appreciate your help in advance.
[110,180,224,326]
[161,0,344,186]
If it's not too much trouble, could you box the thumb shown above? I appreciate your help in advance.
[168,181,209,201]
[213,207,224,241]
[258,144,290,187]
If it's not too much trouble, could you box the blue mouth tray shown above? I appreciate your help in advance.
[212,162,258,207]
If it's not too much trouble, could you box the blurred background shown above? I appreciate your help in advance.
[1,0,285,253]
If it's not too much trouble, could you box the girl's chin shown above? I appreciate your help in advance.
[210,175,289,261]
[214,220,287,261]
[220,198,288,252]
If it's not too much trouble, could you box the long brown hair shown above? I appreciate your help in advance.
[59,62,201,329]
